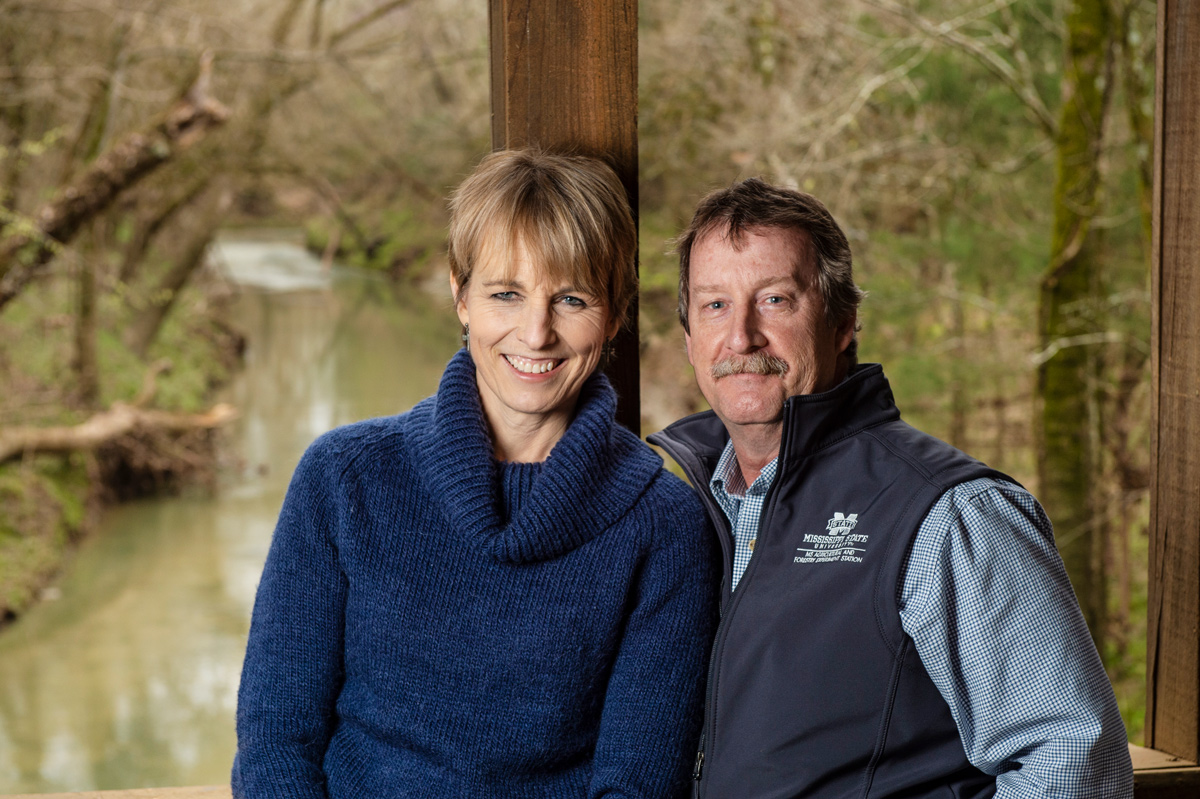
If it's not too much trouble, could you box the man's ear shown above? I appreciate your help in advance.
[450,274,469,327]
[835,312,856,355]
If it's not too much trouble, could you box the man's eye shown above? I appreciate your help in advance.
[706,301,726,310]
[764,295,786,304]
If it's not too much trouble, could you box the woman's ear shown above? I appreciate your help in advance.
[606,314,621,342]
[450,274,469,326]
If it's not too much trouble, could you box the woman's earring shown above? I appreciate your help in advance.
[600,338,614,368]
[461,323,470,352]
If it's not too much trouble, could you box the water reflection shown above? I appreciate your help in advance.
[0,242,460,792]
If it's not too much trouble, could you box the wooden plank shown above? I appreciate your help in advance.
[0,787,229,799]
[1134,766,1200,799]
[1147,0,1200,764]
[488,0,641,432]
[1131,742,1198,770]
[1131,743,1200,799]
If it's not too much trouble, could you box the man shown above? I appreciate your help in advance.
[648,178,1133,799]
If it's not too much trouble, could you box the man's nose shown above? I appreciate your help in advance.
[727,304,766,353]
[519,302,555,350]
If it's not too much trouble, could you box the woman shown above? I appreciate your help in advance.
[232,149,719,798]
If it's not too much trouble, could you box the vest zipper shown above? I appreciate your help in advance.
[651,431,788,798]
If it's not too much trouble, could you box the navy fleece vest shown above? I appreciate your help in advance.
[651,365,1008,799]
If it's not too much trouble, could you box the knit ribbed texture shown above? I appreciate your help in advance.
[233,349,719,799]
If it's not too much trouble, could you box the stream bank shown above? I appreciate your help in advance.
[0,236,460,793]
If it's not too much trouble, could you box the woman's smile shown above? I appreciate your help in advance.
[504,354,565,375]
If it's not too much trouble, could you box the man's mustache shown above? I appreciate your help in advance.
[711,352,789,379]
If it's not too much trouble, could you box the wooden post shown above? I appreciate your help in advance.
[488,0,641,433]
[1147,0,1200,764]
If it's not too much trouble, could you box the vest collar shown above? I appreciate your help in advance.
[777,363,900,463]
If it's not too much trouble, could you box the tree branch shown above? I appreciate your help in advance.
[867,0,1058,137]
[0,67,229,312]
[329,0,416,50]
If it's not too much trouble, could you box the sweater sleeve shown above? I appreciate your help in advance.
[587,478,720,799]
[232,437,349,799]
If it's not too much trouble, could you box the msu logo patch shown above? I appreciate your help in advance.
[794,512,868,564]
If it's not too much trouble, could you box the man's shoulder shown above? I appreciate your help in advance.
[861,418,1014,490]
[649,409,728,457]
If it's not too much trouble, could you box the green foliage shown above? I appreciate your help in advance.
[305,204,444,277]
[0,458,89,619]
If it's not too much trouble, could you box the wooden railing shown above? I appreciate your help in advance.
[1,746,1196,799]
[2,789,229,799]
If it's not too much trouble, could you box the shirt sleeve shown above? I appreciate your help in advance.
[898,477,1133,799]
[587,482,720,799]
[232,438,348,799]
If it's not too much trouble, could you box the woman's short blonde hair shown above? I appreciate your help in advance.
[447,149,637,328]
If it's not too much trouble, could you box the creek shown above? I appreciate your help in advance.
[0,235,460,793]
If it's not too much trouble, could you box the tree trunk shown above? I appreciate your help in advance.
[74,248,100,406]
[124,188,231,357]
[1036,0,1115,646]
[118,178,212,286]
[0,403,237,465]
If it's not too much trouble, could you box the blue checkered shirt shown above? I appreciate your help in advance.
[708,440,1133,798]
[708,443,777,590]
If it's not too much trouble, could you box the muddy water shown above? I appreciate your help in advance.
[0,238,460,793]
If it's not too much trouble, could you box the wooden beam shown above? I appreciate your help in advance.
[488,0,641,433]
[1147,0,1200,764]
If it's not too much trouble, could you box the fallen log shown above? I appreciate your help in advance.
[0,403,238,465]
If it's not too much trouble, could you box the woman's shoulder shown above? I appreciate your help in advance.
[606,428,710,543]
[297,397,435,478]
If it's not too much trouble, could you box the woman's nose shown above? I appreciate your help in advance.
[519,303,555,350]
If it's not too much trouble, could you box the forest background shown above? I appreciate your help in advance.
[0,0,1155,742]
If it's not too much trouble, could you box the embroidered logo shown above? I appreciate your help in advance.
[794,513,868,564]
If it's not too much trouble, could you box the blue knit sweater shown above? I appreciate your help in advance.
[233,350,719,799]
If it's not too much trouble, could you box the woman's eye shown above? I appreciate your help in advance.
[559,295,587,308]
[491,291,517,301]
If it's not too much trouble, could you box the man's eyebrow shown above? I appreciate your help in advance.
[692,278,800,294]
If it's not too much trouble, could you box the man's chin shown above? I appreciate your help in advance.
[710,400,786,430]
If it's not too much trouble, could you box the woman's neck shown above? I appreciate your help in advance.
[482,402,573,463]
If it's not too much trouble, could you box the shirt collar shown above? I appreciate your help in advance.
[709,439,779,500]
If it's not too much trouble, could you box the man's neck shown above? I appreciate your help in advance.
[728,423,782,487]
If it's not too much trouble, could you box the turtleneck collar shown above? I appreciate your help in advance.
[408,349,663,564]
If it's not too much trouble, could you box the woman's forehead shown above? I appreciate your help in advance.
[473,229,606,294]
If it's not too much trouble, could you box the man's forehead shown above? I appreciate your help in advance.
[693,223,810,254]
[690,225,815,288]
